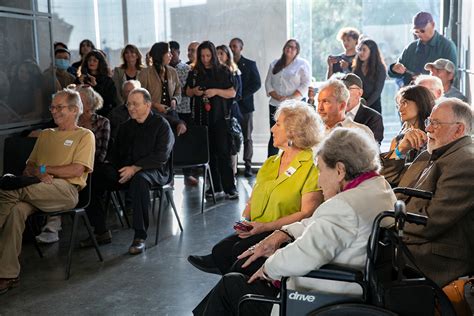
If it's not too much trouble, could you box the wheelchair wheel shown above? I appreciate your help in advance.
[308,303,398,316]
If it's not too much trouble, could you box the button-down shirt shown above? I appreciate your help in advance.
[173,61,191,113]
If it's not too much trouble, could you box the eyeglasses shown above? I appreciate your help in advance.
[424,118,461,129]
[49,104,69,112]
[125,102,144,109]
[285,45,298,50]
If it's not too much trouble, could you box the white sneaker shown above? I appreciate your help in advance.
[35,229,59,244]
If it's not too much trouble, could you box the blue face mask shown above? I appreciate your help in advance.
[55,58,70,70]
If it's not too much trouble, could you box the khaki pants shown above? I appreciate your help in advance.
[0,179,78,278]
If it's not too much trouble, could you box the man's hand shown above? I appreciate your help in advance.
[339,59,350,70]
[176,123,187,136]
[327,56,338,66]
[237,230,288,268]
[39,173,54,184]
[398,129,428,153]
[153,103,168,113]
[118,165,141,184]
[392,63,407,75]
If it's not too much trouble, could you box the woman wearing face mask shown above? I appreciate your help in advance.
[265,39,311,157]
[352,38,387,114]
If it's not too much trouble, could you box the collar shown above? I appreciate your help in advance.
[429,135,471,160]
[417,30,440,48]
[348,103,361,117]
[133,111,153,125]
[272,148,313,163]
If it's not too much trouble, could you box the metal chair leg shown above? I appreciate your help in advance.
[27,217,43,258]
[80,210,103,262]
[113,191,131,228]
[154,188,166,245]
[65,213,80,280]
[206,165,217,205]
[166,190,183,232]
[109,191,124,228]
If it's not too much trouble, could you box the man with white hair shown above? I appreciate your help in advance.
[0,89,95,294]
[414,74,444,100]
[317,78,374,139]
[394,98,474,287]
[425,58,468,102]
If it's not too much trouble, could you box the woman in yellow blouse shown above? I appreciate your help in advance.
[188,101,325,275]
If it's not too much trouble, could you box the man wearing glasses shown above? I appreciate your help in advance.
[388,11,457,87]
[389,98,473,287]
[0,89,95,294]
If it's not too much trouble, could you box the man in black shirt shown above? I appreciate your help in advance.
[84,88,174,255]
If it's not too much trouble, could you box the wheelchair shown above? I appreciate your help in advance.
[238,188,456,316]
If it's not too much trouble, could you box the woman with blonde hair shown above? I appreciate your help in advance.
[189,101,325,276]
[112,44,144,104]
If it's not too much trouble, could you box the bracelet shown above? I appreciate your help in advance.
[262,265,273,281]
[39,165,46,174]
[277,229,295,242]
[240,216,250,222]
[394,145,406,160]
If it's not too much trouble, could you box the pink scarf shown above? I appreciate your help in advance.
[343,171,379,191]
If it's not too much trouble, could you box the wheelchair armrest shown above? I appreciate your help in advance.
[238,293,282,315]
[304,264,364,284]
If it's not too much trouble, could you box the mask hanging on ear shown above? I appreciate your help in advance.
[288,139,293,147]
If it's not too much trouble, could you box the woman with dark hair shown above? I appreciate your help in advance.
[112,44,144,104]
[186,41,238,199]
[137,42,181,115]
[381,85,435,185]
[71,39,95,72]
[264,39,311,156]
[78,50,117,116]
[352,38,387,114]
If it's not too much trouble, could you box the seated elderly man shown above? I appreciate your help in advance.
[317,78,374,139]
[425,58,468,102]
[414,74,444,100]
[193,128,396,315]
[83,88,174,255]
[0,89,95,294]
[340,73,384,144]
[391,98,474,287]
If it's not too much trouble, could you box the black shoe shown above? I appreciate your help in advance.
[129,238,146,255]
[79,230,112,248]
[187,255,222,275]
[226,190,239,200]
[244,166,253,177]
[205,189,225,199]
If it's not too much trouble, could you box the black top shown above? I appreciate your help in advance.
[186,65,233,126]
[236,56,261,113]
[354,64,386,108]
[93,74,118,117]
[353,103,384,144]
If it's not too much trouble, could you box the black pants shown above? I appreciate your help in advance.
[208,119,236,193]
[267,105,279,157]
[193,273,279,316]
[240,112,254,169]
[86,163,166,239]
[212,231,273,275]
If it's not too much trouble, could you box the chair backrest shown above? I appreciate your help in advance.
[3,136,37,175]
[76,174,92,209]
[173,125,209,167]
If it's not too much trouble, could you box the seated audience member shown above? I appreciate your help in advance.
[51,48,76,90]
[380,85,434,183]
[36,85,110,243]
[425,58,468,102]
[414,74,444,100]
[340,73,384,144]
[112,44,144,105]
[0,89,95,294]
[78,50,118,116]
[53,42,77,77]
[71,39,95,72]
[188,101,324,276]
[192,128,396,315]
[326,27,360,79]
[317,79,374,138]
[395,98,473,287]
[83,88,174,254]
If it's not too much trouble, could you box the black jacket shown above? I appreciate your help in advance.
[236,56,261,113]
[353,103,384,144]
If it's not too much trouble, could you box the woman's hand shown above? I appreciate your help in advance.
[237,221,267,238]
[204,88,218,98]
[248,266,272,284]
[398,129,427,153]
[327,55,338,66]
[237,231,287,268]
[193,86,204,96]
[153,102,168,113]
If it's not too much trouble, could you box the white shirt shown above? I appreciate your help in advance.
[265,57,311,107]
[346,102,361,120]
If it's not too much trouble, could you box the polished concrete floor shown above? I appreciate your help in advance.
[0,174,255,315]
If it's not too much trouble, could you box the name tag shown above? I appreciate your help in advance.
[285,166,296,177]
[64,139,73,146]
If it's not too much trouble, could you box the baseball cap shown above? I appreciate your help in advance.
[341,73,363,89]
[413,11,434,29]
[424,58,455,73]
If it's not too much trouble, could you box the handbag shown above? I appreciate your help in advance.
[441,278,474,316]
[225,102,243,155]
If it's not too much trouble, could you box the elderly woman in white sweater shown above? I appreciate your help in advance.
[193,127,396,316]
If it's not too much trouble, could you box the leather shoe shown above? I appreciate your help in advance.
[0,277,19,295]
[187,254,222,275]
[80,230,112,248]
[129,238,146,255]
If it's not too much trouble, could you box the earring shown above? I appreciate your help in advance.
[288,140,293,147]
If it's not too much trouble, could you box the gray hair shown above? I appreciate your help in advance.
[319,79,350,104]
[440,98,473,135]
[275,100,325,149]
[53,88,83,118]
[122,79,141,90]
[415,74,444,95]
[316,127,381,181]
[75,85,104,112]
[129,87,152,104]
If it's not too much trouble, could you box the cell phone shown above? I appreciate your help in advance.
[233,221,252,232]
[329,55,342,62]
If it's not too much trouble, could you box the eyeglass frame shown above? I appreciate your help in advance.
[424,118,461,129]
[48,104,70,112]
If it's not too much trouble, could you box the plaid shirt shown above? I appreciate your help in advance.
[87,114,111,163]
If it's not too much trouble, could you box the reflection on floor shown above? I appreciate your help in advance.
[0,175,254,315]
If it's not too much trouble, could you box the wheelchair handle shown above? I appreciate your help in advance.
[393,187,433,200]
[405,212,428,226]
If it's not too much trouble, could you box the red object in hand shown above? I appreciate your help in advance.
[204,102,211,112]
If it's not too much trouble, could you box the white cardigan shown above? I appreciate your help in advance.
[265,176,396,296]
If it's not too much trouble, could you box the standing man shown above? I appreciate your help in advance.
[388,11,457,87]
[187,41,200,66]
[0,89,95,294]
[425,58,468,102]
[229,38,261,177]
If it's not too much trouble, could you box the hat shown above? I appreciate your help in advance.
[55,48,71,56]
[341,73,363,89]
[413,11,434,29]
[424,58,455,73]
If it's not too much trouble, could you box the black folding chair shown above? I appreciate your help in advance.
[173,125,216,213]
